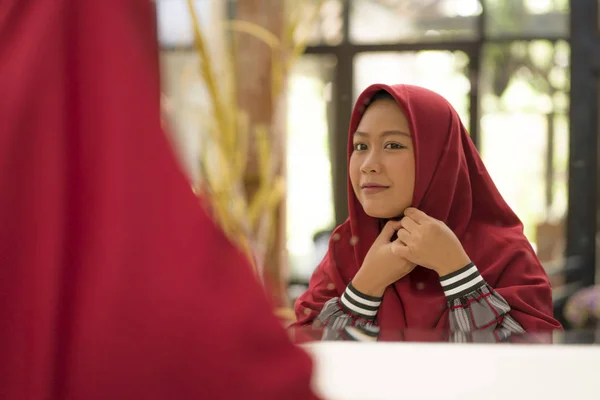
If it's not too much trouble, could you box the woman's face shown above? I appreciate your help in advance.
[349,98,415,219]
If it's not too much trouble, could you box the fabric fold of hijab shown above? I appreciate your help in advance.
[0,1,317,399]
[294,83,560,332]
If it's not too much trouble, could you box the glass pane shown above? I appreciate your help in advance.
[156,0,221,48]
[350,0,482,44]
[353,51,471,130]
[485,0,569,37]
[287,55,337,284]
[157,0,342,48]
[289,0,344,46]
[480,40,570,267]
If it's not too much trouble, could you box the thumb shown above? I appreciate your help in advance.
[377,220,402,244]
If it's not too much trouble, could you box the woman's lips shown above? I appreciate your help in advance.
[361,185,389,194]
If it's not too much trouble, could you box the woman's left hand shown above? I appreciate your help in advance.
[391,207,471,277]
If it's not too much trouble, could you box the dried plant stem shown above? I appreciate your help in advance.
[184,0,323,282]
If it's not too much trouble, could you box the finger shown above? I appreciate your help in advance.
[400,216,419,233]
[378,220,402,243]
[404,207,429,223]
[390,240,410,258]
[396,228,411,245]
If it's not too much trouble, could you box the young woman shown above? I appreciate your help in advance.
[293,84,562,341]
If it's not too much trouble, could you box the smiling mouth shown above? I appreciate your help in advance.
[361,185,389,193]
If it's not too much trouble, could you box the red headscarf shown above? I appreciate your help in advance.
[0,1,318,399]
[294,84,561,332]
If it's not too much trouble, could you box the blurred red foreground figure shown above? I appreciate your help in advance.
[0,1,319,399]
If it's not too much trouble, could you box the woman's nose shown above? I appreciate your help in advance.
[360,153,381,174]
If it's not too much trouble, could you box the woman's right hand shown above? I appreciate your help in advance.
[351,220,416,297]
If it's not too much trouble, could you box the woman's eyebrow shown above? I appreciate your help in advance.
[353,130,411,138]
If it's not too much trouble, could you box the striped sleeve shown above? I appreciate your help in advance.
[439,262,484,300]
[338,282,382,320]
[311,283,382,341]
[441,263,525,337]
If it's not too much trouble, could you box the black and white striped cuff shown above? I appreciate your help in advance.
[339,282,382,320]
[439,263,485,301]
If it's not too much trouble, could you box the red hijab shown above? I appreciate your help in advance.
[0,2,317,399]
[294,84,561,332]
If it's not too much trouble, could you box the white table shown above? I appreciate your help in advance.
[303,342,600,400]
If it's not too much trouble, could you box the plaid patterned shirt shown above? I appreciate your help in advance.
[313,263,525,342]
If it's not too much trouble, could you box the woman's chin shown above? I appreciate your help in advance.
[363,207,402,219]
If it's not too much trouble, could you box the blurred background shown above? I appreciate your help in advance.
[156,0,598,328]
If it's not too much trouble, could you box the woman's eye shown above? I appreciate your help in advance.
[385,142,405,150]
[354,143,367,151]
